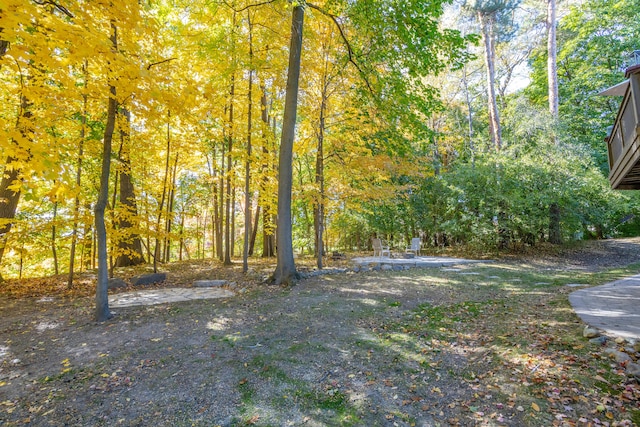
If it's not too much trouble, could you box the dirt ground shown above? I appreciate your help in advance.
[1,238,640,426]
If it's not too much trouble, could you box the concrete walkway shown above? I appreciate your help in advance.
[109,287,234,308]
[352,255,486,268]
[569,275,640,340]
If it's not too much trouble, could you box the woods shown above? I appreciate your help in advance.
[1,0,640,293]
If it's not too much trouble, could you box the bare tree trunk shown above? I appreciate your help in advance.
[225,75,235,265]
[0,94,31,275]
[51,198,59,275]
[243,11,254,273]
[314,85,327,270]
[478,11,502,150]
[260,85,275,258]
[462,63,475,165]
[154,110,171,272]
[115,108,145,267]
[95,23,118,322]
[217,144,224,261]
[547,0,561,242]
[272,4,304,285]
[164,152,179,263]
[249,204,260,256]
[547,0,559,120]
[68,62,88,288]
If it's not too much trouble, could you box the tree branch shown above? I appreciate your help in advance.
[220,0,278,13]
[306,2,374,95]
[147,58,178,70]
[32,0,75,18]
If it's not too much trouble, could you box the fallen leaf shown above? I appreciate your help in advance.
[532,402,540,412]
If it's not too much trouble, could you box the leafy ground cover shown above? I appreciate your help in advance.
[1,239,640,426]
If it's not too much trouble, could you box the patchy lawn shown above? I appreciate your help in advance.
[1,240,640,426]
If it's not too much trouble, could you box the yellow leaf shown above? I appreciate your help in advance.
[531,402,540,412]
[101,373,110,378]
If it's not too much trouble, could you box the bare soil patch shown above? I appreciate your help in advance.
[1,239,640,426]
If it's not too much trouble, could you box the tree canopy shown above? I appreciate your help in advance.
[1,0,639,295]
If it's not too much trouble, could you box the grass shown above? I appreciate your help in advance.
[4,244,640,426]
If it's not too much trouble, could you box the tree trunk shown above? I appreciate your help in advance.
[243,12,254,273]
[68,62,88,288]
[51,198,59,275]
[225,73,235,265]
[95,25,118,322]
[154,110,171,272]
[314,87,327,270]
[478,11,502,150]
[115,108,145,267]
[260,84,275,258]
[548,202,561,244]
[0,93,32,275]
[249,204,260,256]
[547,0,559,120]
[217,144,224,261]
[164,152,179,263]
[272,4,304,285]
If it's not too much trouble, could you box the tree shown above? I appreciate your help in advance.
[95,22,118,322]
[466,0,518,149]
[546,0,558,119]
[272,2,304,285]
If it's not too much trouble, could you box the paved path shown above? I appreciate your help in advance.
[109,287,234,308]
[352,255,486,268]
[569,275,640,340]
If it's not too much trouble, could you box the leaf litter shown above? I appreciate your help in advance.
[1,240,640,425]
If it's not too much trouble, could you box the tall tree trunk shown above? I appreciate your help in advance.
[478,11,502,150]
[243,11,254,273]
[0,94,31,276]
[217,144,224,261]
[51,198,59,275]
[95,23,118,322]
[225,75,235,265]
[154,110,171,272]
[249,204,260,256]
[547,0,562,242]
[272,4,304,285]
[314,85,327,270]
[115,107,146,267]
[260,85,275,258]
[547,0,559,120]
[68,62,88,288]
[164,152,179,263]
[462,62,475,165]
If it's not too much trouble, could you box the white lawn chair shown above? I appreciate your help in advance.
[406,237,421,256]
[372,238,390,257]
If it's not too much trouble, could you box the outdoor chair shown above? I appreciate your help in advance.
[372,238,391,257]
[406,237,421,256]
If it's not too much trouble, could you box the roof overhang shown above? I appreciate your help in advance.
[598,79,629,96]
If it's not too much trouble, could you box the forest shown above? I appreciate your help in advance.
[1,0,639,290]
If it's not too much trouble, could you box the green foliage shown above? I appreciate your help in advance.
[358,132,637,250]
[526,0,640,172]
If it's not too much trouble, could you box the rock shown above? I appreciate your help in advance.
[604,348,632,363]
[583,326,600,338]
[633,341,640,353]
[381,264,393,271]
[615,337,627,345]
[589,336,608,346]
[193,280,227,288]
[626,362,640,378]
[131,273,167,286]
[108,278,127,289]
